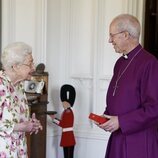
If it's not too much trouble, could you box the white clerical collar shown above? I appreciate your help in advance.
[123,54,128,59]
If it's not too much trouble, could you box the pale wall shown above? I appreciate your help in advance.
[1,0,145,158]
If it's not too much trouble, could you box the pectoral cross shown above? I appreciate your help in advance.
[112,48,142,96]
[113,80,119,96]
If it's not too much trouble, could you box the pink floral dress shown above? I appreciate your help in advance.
[0,71,29,158]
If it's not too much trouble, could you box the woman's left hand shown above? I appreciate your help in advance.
[30,113,43,134]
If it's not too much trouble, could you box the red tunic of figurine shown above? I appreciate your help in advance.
[57,107,76,147]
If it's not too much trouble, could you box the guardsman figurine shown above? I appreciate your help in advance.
[50,84,76,158]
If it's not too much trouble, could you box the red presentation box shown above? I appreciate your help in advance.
[89,113,109,124]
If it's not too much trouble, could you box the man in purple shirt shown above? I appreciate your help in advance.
[98,14,158,158]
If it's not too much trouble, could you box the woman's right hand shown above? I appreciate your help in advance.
[14,120,38,133]
[14,113,43,134]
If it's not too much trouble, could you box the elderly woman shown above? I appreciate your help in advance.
[0,42,42,158]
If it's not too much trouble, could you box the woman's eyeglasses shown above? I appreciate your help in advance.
[22,63,34,68]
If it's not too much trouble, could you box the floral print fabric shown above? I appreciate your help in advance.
[0,71,29,158]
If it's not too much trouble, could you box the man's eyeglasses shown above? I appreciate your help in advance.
[109,31,125,38]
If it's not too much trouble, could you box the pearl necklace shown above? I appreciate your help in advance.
[112,48,142,96]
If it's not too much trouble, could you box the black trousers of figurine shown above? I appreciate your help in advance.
[63,146,74,158]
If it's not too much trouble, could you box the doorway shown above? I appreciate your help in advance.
[144,0,158,58]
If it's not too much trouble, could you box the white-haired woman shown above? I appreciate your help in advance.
[0,42,42,158]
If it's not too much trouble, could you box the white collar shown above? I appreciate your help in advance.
[123,54,128,59]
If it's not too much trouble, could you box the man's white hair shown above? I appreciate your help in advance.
[112,14,141,39]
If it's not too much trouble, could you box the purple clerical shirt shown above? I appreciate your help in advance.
[104,44,158,158]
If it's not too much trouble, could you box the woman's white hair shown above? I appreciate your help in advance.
[112,14,141,39]
[1,42,32,69]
